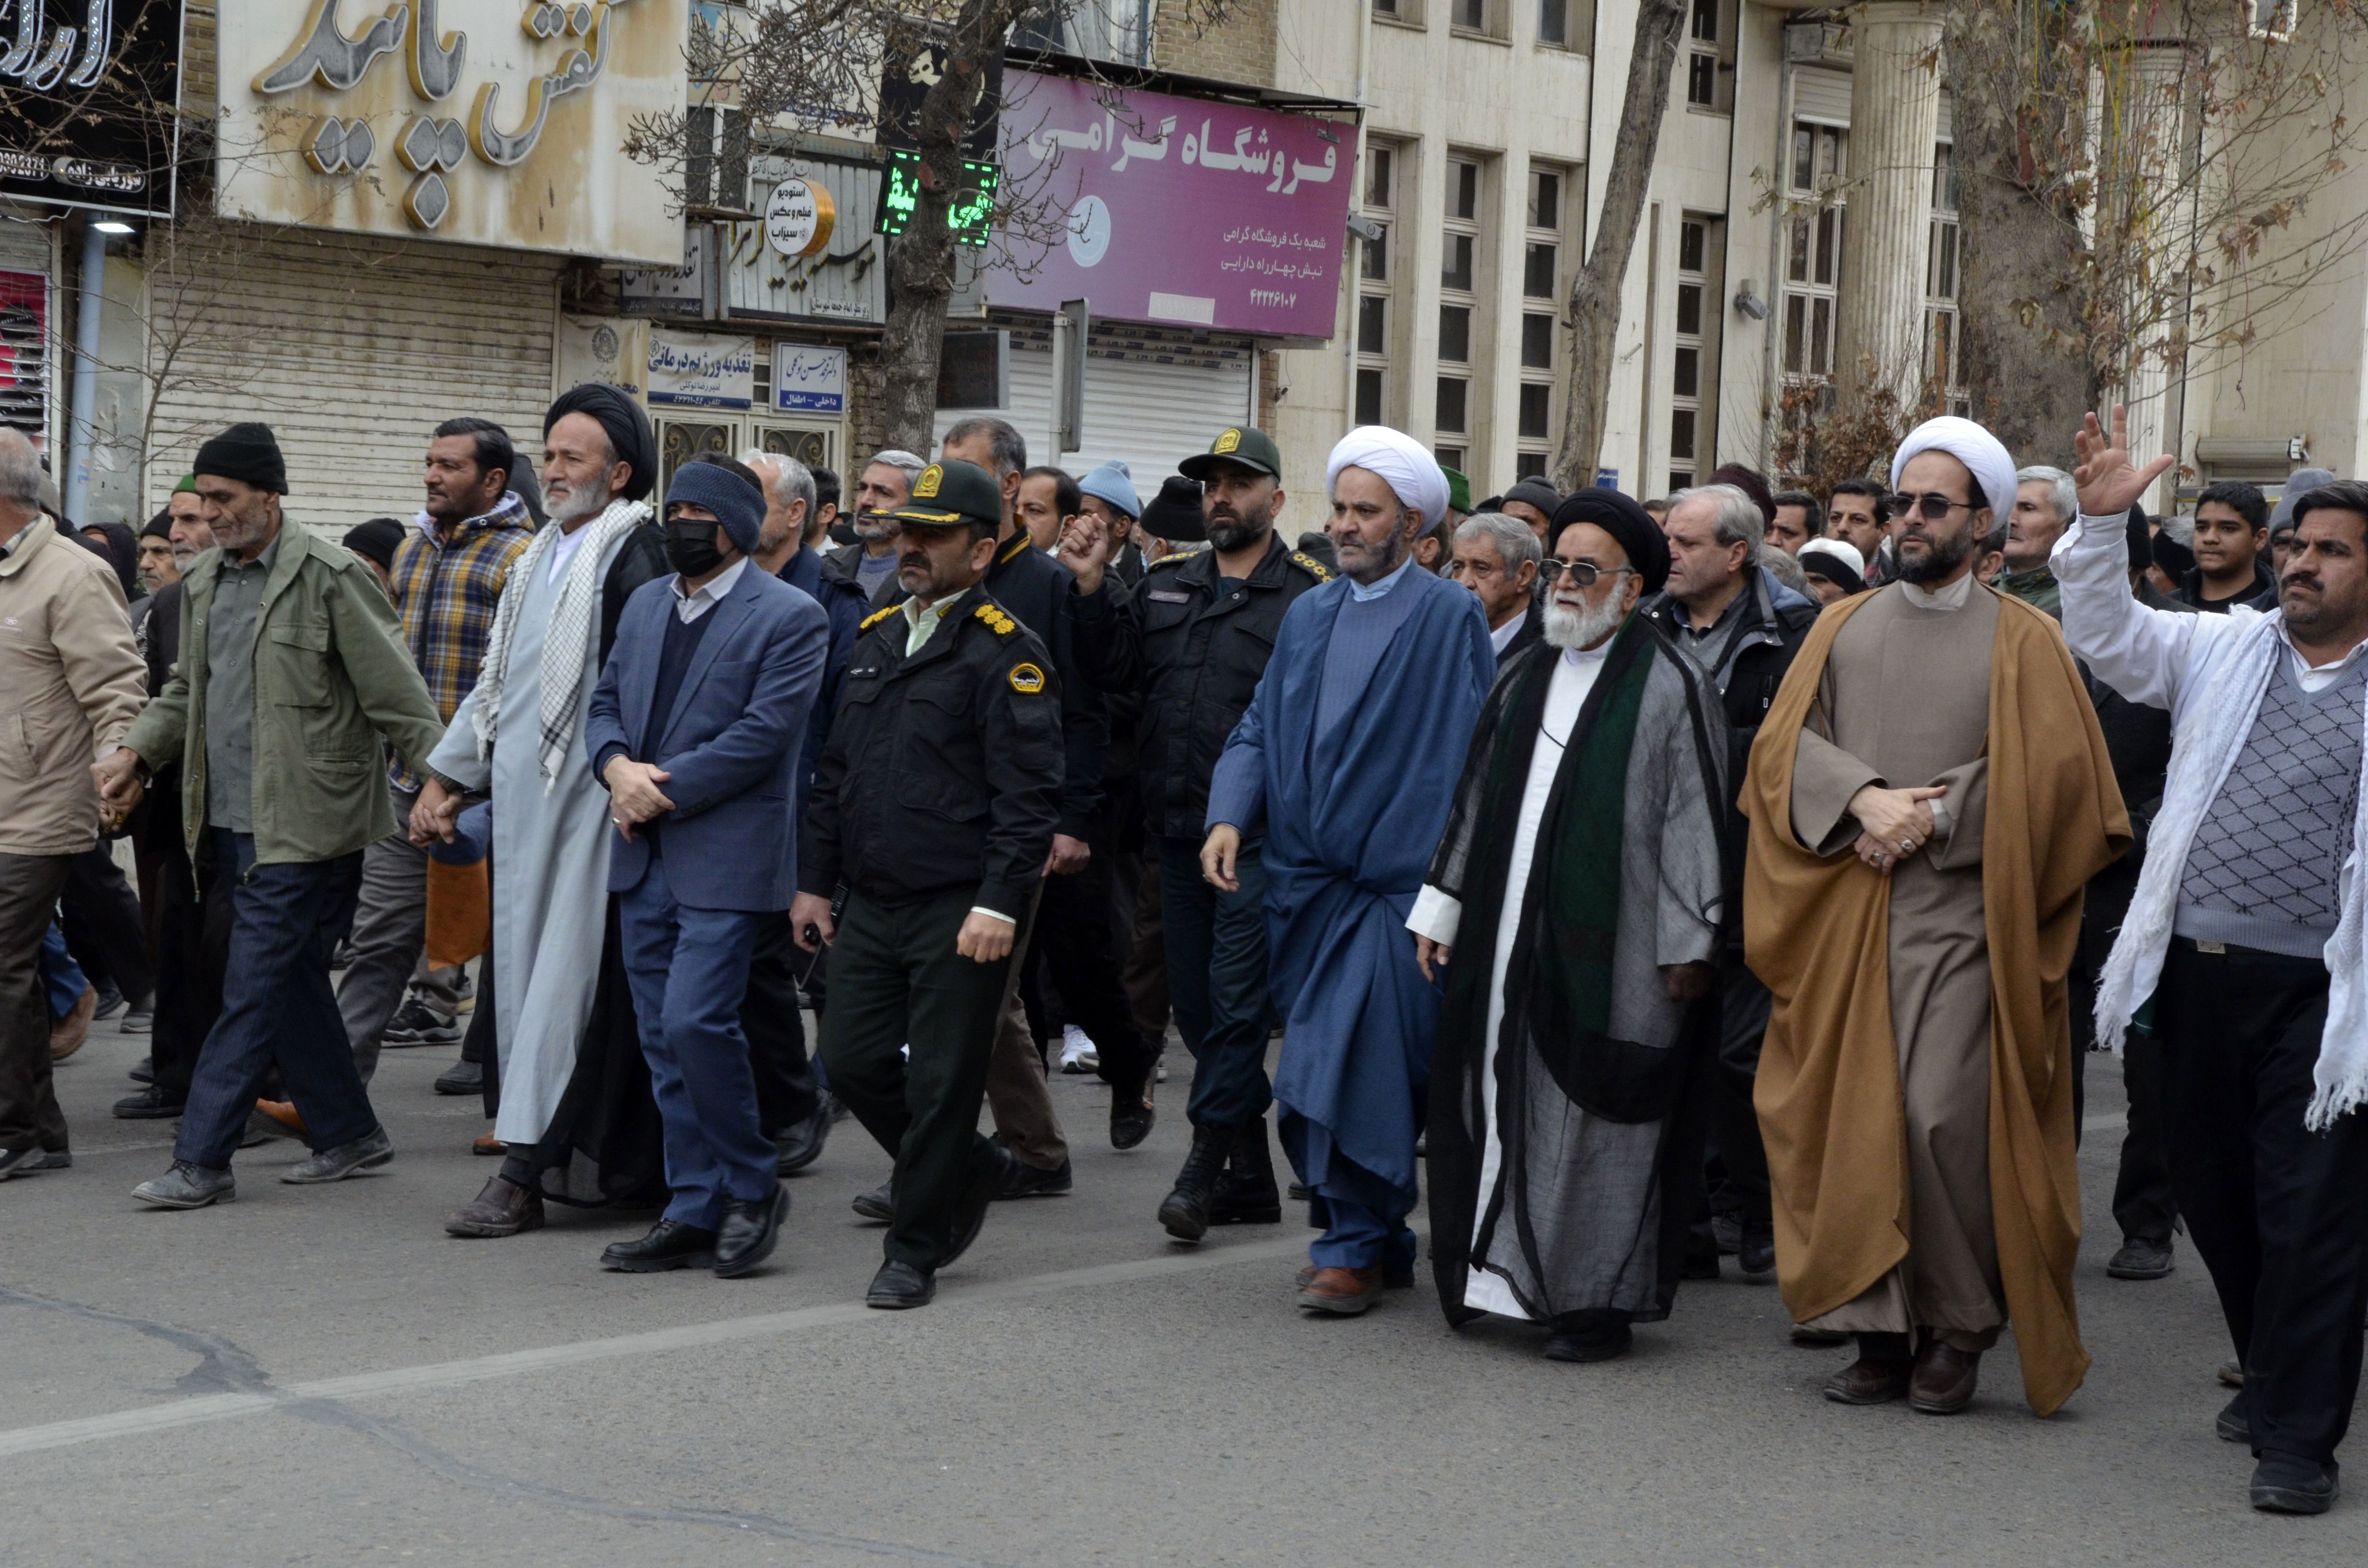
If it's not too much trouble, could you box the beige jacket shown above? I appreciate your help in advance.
[0,515,148,855]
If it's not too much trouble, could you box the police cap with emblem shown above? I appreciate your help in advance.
[883,458,1002,530]
[1179,426,1282,481]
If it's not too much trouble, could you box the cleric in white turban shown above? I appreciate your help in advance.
[1200,423,1495,1316]
[1889,416,2019,539]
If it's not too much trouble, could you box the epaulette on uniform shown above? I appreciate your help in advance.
[972,602,1020,637]
[1147,551,1199,570]
[859,603,900,631]
[1289,551,1332,581]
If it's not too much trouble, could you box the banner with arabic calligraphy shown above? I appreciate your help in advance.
[988,69,1351,341]
[213,0,687,265]
[0,0,183,219]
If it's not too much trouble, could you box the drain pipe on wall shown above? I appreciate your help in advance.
[1341,0,1372,429]
[62,214,109,527]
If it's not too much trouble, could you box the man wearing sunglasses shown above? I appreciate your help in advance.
[1742,415,2129,1421]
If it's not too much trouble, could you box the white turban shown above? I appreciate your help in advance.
[1889,416,2018,520]
[1327,425,1451,531]
[1798,537,1865,578]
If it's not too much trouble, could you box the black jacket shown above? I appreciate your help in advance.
[2176,561,2278,614]
[800,584,1064,918]
[1639,570,1817,945]
[599,522,671,664]
[872,532,1105,836]
[1070,532,1332,841]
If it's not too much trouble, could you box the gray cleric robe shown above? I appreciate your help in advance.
[1788,572,2005,1350]
[426,532,637,1148]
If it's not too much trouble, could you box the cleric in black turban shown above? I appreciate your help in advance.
[543,383,657,502]
[1549,488,1670,595]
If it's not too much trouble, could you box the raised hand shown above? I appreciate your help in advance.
[2072,404,2176,521]
[1059,510,1114,596]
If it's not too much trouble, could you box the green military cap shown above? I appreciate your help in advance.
[1441,466,1471,515]
[1179,425,1282,480]
[884,458,1002,529]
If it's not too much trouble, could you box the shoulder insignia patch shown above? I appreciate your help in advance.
[1290,551,1332,581]
[1148,552,1199,569]
[859,603,900,631]
[973,603,1019,637]
[1008,662,1047,695]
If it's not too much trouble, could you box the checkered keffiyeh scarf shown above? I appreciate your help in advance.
[471,497,649,792]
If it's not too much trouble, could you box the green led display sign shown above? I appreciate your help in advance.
[876,149,999,245]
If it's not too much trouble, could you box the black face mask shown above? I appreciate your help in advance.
[665,516,726,577]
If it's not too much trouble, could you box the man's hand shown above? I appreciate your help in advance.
[2073,403,2177,521]
[92,748,143,812]
[409,776,461,845]
[1046,833,1091,876]
[790,891,836,953]
[1662,961,1715,1003]
[1415,934,1452,983]
[602,757,675,841]
[1058,510,1115,596]
[1201,823,1242,893]
[1848,783,1946,867]
[955,910,1015,964]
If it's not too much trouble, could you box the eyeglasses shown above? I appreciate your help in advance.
[1539,558,1636,587]
[1886,492,1976,522]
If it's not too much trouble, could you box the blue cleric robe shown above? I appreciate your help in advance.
[1205,561,1494,1255]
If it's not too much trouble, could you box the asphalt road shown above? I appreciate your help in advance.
[4,1009,2364,1566]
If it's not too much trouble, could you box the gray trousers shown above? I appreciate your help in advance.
[337,784,460,1083]
[0,851,72,1154]
[985,883,1068,1171]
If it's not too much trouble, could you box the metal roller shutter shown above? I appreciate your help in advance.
[143,229,563,531]
[934,312,1254,489]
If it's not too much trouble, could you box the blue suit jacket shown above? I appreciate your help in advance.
[586,564,829,912]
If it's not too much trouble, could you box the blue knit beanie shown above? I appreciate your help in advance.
[666,460,766,555]
[1079,459,1141,520]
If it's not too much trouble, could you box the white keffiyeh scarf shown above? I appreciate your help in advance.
[2095,610,2368,1128]
[471,497,650,793]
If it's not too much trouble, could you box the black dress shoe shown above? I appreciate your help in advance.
[851,1179,893,1222]
[944,1142,1015,1268]
[2107,1236,2175,1279]
[772,1105,831,1175]
[1543,1321,1633,1363]
[599,1219,720,1273]
[1110,1077,1155,1151]
[2218,1393,2252,1444]
[714,1188,789,1278]
[2251,1452,2339,1514]
[113,1085,186,1120]
[128,1056,155,1085]
[1739,1218,1776,1277]
[866,1258,936,1309]
[996,1154,1072,1199]
[433,1058,484,1096]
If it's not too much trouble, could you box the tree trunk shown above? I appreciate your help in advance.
[1943,4,2095,465]
[1553,0,1686,492]
[874,3,1017,455]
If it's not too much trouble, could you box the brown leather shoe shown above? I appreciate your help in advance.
[1297,1265,1383,1315]
[1823,1353,1915,1405]
[445,1176,544,1238]
[1910,1340,1981,1413]
[472,1132,506,1156]
[255,1098,307,1137]
[49,985,96,1060]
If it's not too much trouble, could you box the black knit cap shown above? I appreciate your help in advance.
[343,518,406,572]
[544,382,657,502]
[1141,474,1208,544]
[194,421,287,494]
[139,507,173,540]
[1550,489,1670,594]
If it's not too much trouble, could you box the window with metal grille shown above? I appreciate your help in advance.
[1924,141,1968,417]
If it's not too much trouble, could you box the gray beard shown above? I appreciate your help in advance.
[545,482,607,527]
[854,510,897,544]
[1542,593,1627,650]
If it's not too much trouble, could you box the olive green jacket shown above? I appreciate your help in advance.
[123,519,453,864]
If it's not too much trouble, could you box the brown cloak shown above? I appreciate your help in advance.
[1740,588,2128,1415]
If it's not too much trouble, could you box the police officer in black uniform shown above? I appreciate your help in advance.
[793,459,1064,1310]
[1061,426,1331,1242]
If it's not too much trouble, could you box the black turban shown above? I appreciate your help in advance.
[194,421,287,494]
[1550,489,1669,595]
[544,382,656,502]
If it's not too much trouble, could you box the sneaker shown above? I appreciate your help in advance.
[2250,1452,2339,1514]
[119,1003,154,1036]
[382,1000,461,1047]
[0,1146,49,1179]
[1057,1026,1098,1074]
[92,981,125,1021]
[2219,1358,2245,1388]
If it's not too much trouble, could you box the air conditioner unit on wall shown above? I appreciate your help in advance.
[2194,435,2307,479]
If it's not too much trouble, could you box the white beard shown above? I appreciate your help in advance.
[1542,593,1626,650]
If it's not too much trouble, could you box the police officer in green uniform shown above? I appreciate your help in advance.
[792,459,1065,1310]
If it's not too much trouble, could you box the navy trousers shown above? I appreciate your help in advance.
[176,832,373,1169]
[617,854,776,1230]
[1157,833,1274,1130]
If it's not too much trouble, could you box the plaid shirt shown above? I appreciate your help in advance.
[387,492,535,790]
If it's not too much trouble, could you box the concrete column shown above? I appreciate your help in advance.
[1833,1,1942,409]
